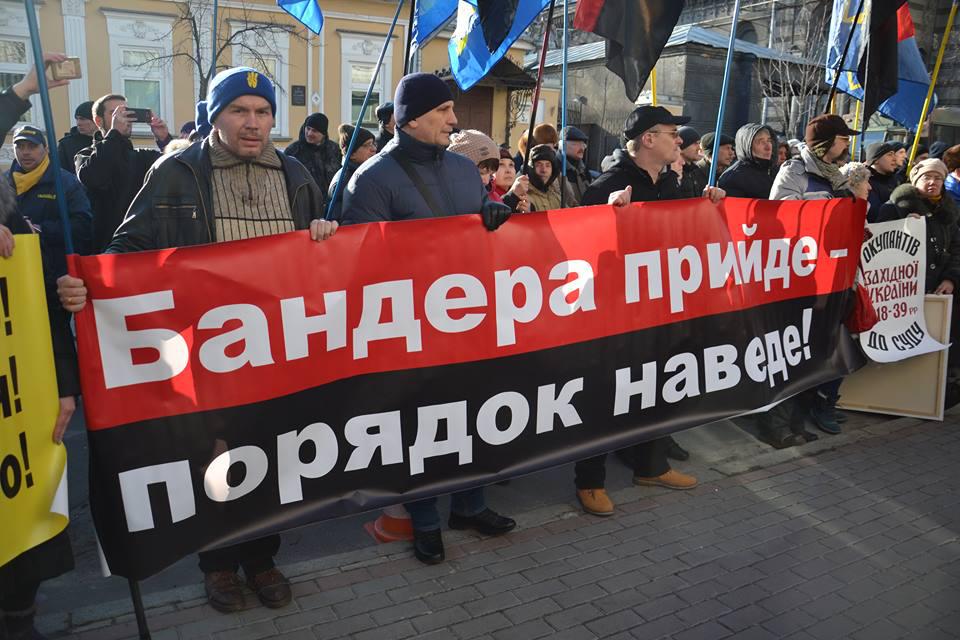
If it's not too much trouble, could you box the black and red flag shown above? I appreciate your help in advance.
[861,0,908,121]
[574,0,685,101]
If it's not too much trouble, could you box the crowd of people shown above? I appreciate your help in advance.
[3,52,960,638]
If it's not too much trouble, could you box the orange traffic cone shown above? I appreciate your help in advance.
[364,504,414,543]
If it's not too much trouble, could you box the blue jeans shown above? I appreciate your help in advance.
[404,488,486,532]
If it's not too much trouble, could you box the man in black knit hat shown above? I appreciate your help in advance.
[284,112,342,198]
[57,99,95,175]
[342,72,515,566]
[375,101,395,151]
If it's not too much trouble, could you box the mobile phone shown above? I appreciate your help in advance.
[50,57,82,81]
[128,108,153,123]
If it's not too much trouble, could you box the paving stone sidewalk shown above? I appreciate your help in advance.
[41,416,960,640]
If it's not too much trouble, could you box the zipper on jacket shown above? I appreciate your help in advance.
[181,161,213,243]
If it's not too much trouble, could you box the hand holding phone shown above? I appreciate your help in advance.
[128,108,153,124]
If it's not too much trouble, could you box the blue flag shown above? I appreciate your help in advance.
[449,0,550,91]
[825,0,868,101]
[278,0,324,35]
[412,0,458,52]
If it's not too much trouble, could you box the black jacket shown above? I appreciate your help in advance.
[0,87,29,139]
[877,184,960,292]
[284,127,342,197]
[326,158,361,222]
[718,124,777,199]
[581,149,681,205]
[375,126,394,152]
[679,161,708,199]
[107,138,324,253]
[867,167,900,220]
[57,126,93,175]
[76,129,164,252]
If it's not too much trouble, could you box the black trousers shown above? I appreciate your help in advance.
[574,437,670,489]
[197,534,281,575]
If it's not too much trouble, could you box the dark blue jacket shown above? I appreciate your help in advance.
[341,128,489,224]
[326,158,361,223]
[7,159,93,276]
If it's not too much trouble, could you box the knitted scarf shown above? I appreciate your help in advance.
[12,154,49,195]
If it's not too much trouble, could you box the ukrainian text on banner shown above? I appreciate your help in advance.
[71,198,866,579]
[861,217,949,362]
[0,235,69,568]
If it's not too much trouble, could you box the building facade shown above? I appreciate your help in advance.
[2,0,555,164]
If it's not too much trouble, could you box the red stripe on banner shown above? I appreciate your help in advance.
[71,198,864,430]
[897,4,915,41]
[572,0,603,31]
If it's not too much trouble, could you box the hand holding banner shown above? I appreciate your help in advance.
[0,235,68,568]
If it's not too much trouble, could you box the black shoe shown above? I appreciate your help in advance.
[666,439,690,461]
[762,432,804,450]
[800,430,819,443]
[448,508,517,536]
[413,529,444,565]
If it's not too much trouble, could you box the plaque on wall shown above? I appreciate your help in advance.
[291,85,306,106]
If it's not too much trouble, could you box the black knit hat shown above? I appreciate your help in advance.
[304,112,329,137]
[376,102,394,124]
[74,100,94,120]
[338,123,375,155]
[530,143,558,165]
[866,141,897,165]
[701,131,734,151]
[678,126,701,150]
[394,73,453,128]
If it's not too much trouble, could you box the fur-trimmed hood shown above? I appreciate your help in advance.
[889,183,959,226]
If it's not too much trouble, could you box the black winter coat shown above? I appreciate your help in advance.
[57,126,93,175]
[375,126,394,152]
[877,184,960,292]
[581,149,681,205]
[76,129,163,252]
[284,128,342,198]
[718,124,777,199]
[107,139,324,253]
[867,168,899,220]
[679,161,708,199]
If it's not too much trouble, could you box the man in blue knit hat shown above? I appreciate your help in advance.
[341,72,515,566]
[57,67,338,613]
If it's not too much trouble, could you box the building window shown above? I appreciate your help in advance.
[0,38,31,123]
[349,63,380,130]
[340,34,393,132]
[104,12,175,137]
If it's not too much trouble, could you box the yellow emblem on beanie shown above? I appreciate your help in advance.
[247,72,258,89]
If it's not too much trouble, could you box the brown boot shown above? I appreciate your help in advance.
[204,570,246,613]
[245,567,292,609]
[577,488,615,516]
[633,469,698,490]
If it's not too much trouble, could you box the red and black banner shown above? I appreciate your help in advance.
[573,0,684,101]
[71,197,865,579]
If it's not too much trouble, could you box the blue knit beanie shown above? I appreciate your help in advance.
[206,67,276,125]
[393,73,453,128]
[195,101,211,138]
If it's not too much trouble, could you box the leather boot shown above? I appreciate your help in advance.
[413,529,444,564]
[576,488,615,516]
[448,508,516,535]
[204,570,246,613]
[810,392,841,434]
[245,567,291,609]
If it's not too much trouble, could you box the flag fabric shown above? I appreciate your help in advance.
[876,5,935,130]
[412,0,458,53]
[449,0,550,91]
[573,0,685,102]
[825,0,908,121]
[278,0,323,35]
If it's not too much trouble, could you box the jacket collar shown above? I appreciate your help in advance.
[394,128,445,162]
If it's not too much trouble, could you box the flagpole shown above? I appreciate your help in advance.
[208,0,219,83]
[403,0,416,75]
[850,98,861,161]
[908,0,958,171]
[708,0,742,188]
[651,68,658,106]
[23,0,73,255]
[825,0,865,112]
[559,0,569,208]
[522,0,557,173]
[326,0,406,219]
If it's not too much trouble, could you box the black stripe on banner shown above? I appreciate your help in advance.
[90,291,862,578]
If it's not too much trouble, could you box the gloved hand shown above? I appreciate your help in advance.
[481,200,511,231]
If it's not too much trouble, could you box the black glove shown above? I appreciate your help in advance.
[481,200,511,231]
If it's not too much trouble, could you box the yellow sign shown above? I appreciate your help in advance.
[0,235,68,568]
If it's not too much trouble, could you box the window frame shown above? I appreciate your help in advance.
[230,23,289,139]
[339,33,393,134]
